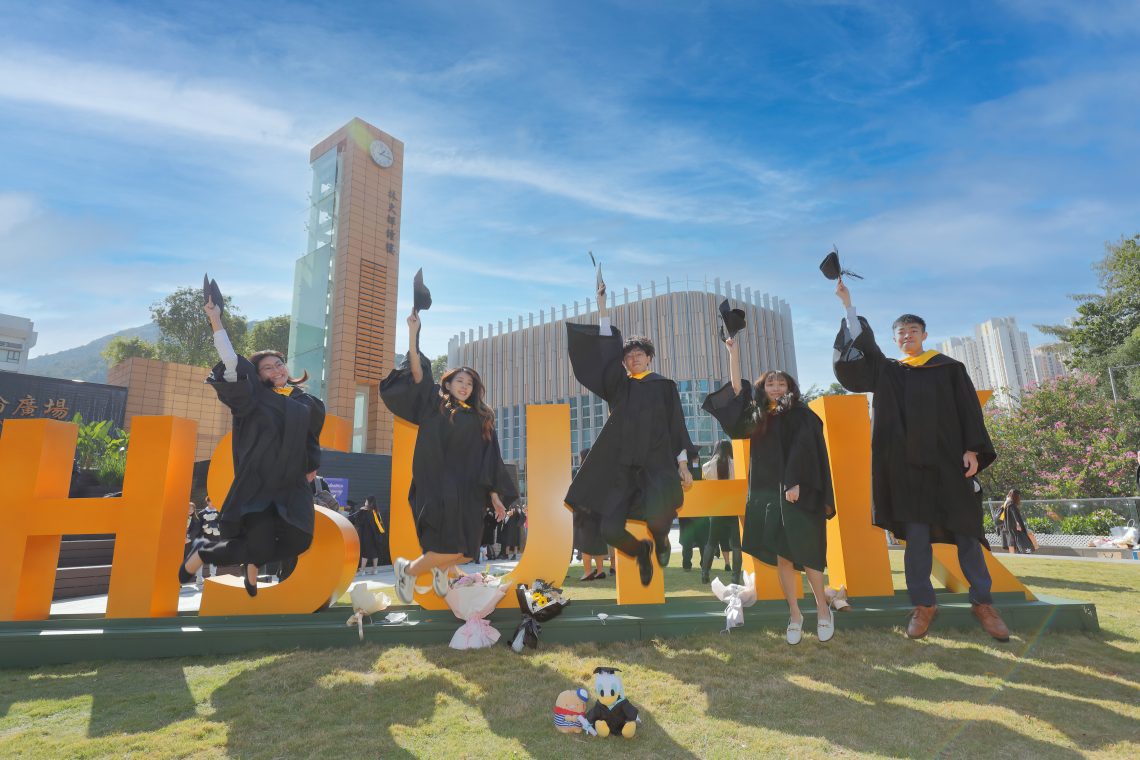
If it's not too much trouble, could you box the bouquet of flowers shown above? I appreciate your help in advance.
[508,579,571,653]
[446,572,508,649]
[710,572,756,632]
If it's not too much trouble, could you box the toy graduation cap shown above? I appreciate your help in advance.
[589,251,606,296]
[819,246,863,281]
[593,666,621,675]
[412,268,432,314]
[718,299,746,342]
[202,274,225,315]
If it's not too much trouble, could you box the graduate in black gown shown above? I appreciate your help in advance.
[353,496,386,574]
[703,337,836,644]
[380,308,518,603]
[180,291,326,597]
[564,277,698,586]
[995,489,1035,554]
[833,276,1009,641]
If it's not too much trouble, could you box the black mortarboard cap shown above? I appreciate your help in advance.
[718,299,746,341]
[593,666,621,675]
[819,246,863,281]
[413,268,432,313]
[203,273,225,315]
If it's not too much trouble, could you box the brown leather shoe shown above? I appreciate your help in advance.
[972,603,1010,642]
[906,605,937,639]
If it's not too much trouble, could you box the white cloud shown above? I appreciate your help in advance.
[0,193,38,235]
[0,50,308,151]
[1001,0,1140,36]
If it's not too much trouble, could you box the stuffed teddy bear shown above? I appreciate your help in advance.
[552,688,594,734]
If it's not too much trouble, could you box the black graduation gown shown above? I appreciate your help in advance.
[703,382,834,571]
[833,317,996,543]
[353,508,386,561]
[563,323,698,525]
[500,508,522,546]
[997,502,1034,553]
[379,355,519,560]
[585,698,639,735]
[207,356,326,538]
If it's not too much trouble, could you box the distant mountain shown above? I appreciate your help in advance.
[27,323,161,383]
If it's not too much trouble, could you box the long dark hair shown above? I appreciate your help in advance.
[711,439,733,480]
[439,366,496,441]
[752,370,802,435]
[1004,489,1021,508]
[249,349,309,388]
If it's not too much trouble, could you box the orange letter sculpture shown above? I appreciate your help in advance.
[0,416,196,621]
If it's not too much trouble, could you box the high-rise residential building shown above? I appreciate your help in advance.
[448,277,796,494]
[1032,346,1069,383]
[940,335,991,392]
[944,316,1042,404]
[288,118,404,454]
[977,317,1035,404]
[0,315,37,373]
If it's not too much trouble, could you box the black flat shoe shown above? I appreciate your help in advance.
[242,565,258,597]
[579,571,597,581]
[179,538,206,584]
[636,540,654,586]
[594,570,607,580]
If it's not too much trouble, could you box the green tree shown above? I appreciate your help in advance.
[243,315,291,356]
[101,336,157,368]
[431,354,448,383]
[150,286,247,367]
[1040,234,1140,380]
[980,373,1140,499]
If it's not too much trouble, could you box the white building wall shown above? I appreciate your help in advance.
[0,314,37,373]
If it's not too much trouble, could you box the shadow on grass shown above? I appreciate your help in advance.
[1018,576,1124,593]
[624,622,1132,758]
[417,645,701,758]
[0,660,197,737]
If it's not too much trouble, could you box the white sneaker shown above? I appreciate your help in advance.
[431,567,450,597]
[393,558,415,604]
[786,617,803,645]
[817,613,835,643]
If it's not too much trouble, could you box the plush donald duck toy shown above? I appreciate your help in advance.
[585,667,640,738]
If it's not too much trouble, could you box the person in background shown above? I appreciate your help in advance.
[701,440,743,586]
[995,488,1035,554]
[353,496,386,574]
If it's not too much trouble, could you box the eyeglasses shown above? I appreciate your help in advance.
[259,361,287,371]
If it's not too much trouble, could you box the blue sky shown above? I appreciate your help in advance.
[2,0,1137,389]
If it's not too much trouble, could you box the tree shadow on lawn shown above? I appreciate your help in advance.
[0,659,197,738]
[417,644,702,758]
[1018,575,1125,594]
[208,648,468,759]
[634,626,1133,758]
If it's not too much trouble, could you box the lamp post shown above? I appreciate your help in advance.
[1107,362,1140,402]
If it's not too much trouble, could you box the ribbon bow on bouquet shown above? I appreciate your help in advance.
[710,572,757,632]
[345,584,392,641]
[824,585,851,612]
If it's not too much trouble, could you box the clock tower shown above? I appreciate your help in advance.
[288,118,404,454]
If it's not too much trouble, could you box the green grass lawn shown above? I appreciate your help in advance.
[1,554,1137,759]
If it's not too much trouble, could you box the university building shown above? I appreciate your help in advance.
[447,278,797,494]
